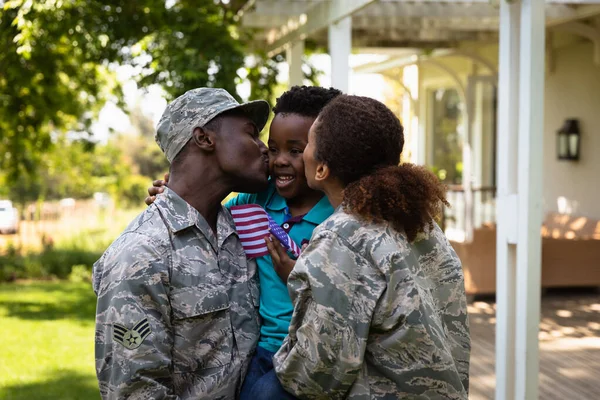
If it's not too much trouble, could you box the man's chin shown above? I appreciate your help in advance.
[233,175,269,194]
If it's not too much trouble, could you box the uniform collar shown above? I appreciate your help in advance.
[154,188,236,250]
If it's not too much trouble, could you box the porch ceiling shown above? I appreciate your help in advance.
[240,0,600,53]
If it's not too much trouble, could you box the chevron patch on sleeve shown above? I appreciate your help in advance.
[113,318,151,350]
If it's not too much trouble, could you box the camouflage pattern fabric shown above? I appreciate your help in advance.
[93,187,261,399]
[155,87,270,162]
[273,208,470,399]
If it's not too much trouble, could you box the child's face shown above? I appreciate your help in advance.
[267,114,315,200]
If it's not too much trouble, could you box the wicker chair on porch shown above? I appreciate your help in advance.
[451,212,600,296]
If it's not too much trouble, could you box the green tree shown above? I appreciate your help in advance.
[7,135,124,205]
[0,0,119,184]
[0,0,288,188]
[116,105,169,179]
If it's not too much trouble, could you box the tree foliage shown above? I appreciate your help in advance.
[0,0,292,188]
[1,0,120,182]
[116,105,170,180]
[0,0,323,210]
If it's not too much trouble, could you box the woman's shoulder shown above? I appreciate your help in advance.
[315,209,393,251]
[316,208,363,236]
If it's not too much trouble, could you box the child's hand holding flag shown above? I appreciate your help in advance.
[230,204,302,258]
[230,204,302,283]
[264,233,297,284]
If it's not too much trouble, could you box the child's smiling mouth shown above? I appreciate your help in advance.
[275,174,295,189]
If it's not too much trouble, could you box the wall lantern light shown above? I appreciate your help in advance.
[557,118,581,161]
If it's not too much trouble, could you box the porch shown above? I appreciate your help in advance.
[442,187,600,296]
[469,289,600,399]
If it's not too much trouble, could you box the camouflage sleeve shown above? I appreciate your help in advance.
[273,230,383,399]
[94,236,179,400]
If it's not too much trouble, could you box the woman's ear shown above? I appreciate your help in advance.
[192,127,215,152]
[314,162,330,183]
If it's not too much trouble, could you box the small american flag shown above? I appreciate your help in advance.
[230,204,302,259]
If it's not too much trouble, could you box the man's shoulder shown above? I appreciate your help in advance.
[93,207,171,295]
[119,206,171,246]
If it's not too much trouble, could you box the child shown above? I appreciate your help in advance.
[146,86,341,399]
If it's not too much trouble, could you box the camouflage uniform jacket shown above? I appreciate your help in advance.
[273,208,470,399]
[93,188,260,400]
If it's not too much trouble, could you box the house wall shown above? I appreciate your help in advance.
[411,36,600,220]
[544,40,600,219]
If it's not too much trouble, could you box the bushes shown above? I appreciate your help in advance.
[114,174,152,209]
[69,265,93,283]
[0,244,101,283]
[0,232,106,283]
[0,207,141,283]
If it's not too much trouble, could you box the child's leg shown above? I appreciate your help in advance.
[239,346,277,399]
[248,369,298,400]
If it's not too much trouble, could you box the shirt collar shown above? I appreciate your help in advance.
[155,188,237,248]
[303,195,334,225]
[265,181,287,211]
[265,184,334,225]
[154,188,201,233]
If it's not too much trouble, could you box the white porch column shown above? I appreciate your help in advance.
[328,16,351,92]
[496,0,545,399]
[515,0,545,398]
[286,40,305,88]
[416,64,427,166]
[463,77,474,243]
[495,2,520,399]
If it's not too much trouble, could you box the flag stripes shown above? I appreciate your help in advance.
[230,204,302,258]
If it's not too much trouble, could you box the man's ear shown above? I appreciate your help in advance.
[192,127,215,152]
[314,162,330,183]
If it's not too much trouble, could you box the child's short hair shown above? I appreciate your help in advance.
[273,86,342,118]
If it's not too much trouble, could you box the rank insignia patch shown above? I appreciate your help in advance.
[113,318,151,350]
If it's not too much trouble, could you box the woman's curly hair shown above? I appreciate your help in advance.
[314,95,448,241]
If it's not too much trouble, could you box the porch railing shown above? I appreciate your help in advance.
[442,185,497,242]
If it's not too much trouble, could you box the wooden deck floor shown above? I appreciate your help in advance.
[468,289,600,399]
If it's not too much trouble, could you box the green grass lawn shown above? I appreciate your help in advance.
[0,281,100,400]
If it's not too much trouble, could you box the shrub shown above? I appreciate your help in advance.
[68,265,93,283]
[1,244,102,282]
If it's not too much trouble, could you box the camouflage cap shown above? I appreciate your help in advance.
[156,88,270,163]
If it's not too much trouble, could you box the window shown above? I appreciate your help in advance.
[428,88,464,185]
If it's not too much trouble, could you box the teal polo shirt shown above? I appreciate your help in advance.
[225,181,334,352]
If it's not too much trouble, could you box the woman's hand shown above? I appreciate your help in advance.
[265,234,296,284]
[144,173,169,205]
